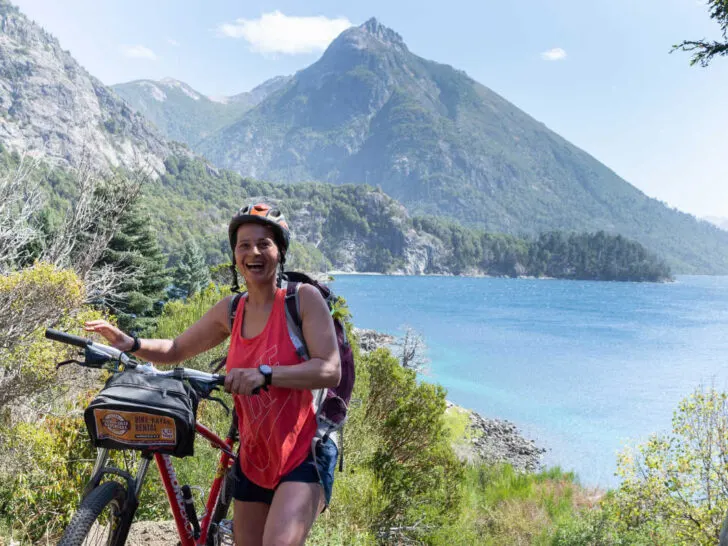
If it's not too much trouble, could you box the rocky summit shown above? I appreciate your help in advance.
[191,17,728,273]
[0,1,168,173]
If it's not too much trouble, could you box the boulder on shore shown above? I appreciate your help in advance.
[353,327,395,353]
[447,401,546,473]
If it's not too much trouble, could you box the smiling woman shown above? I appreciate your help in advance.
[85,202,342,546]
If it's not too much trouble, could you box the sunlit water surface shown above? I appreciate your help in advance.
[331,274,728,487]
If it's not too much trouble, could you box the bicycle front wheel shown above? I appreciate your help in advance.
[59,481,129,546]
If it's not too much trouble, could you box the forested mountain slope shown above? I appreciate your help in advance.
[194,18,728,273]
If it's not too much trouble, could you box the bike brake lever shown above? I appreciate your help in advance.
[188,380,231,415]
[56,358,84,369]
[207,394,230,415]
[84,346,114,369]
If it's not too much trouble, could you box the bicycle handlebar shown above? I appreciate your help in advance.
[44,329,225,388]
[46,328,129,364]
[129,361,226,386]
[45,328,91,348]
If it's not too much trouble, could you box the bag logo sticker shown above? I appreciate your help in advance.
[94,409,177,446]
[101,413,130,435]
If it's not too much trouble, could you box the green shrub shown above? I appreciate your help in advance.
[0,393,96,543]
[606,387,728,545]
[362,349,463,542]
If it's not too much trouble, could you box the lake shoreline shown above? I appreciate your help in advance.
[328,270,673,283]
[355,327,546,473]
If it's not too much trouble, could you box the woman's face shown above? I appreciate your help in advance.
[234,223,280,285]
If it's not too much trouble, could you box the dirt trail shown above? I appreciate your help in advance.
[126,521,179,546]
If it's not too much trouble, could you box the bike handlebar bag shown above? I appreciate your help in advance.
[84,371,199,457]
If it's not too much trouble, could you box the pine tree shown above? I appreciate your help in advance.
[171,240,211,300]
[97,206,170,333]
[672,0,728,66]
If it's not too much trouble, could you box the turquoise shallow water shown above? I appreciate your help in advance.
[330,274,728,487]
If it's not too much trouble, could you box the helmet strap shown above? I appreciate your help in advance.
[230,260,241,293]
[276,254,285,288]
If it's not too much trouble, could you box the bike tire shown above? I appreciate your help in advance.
[206,470,234,546]
[59,481,129,546]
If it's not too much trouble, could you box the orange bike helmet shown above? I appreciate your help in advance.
[228,203,290,255]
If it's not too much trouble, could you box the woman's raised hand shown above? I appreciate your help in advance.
[84,319,134,351]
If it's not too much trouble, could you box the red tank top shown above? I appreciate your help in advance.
[226,288,316,489]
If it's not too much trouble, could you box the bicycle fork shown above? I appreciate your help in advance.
[84,448,152,546]
[156,452,199,542]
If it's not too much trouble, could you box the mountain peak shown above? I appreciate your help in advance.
[359,17,406,49]
[159,78,201,100]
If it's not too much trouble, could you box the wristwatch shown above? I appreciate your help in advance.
[258,364,273,391]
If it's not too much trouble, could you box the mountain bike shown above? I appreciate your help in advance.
[45,328,237,546]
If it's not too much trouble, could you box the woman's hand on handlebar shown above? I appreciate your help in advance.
[224,368,265,396]
[84,320,134,352]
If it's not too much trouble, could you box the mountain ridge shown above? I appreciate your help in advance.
[112,75,292,147]
[3,2,728,275]
[188,18,728,273]
[0,0,169,173]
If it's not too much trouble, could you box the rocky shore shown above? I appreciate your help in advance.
[353,327,395,353]
[355,327,546,473]
[446,401,546,473]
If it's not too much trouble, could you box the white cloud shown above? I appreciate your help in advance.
[541,47,567,61]
[167,38,180,47]
[121,45,158,60]
[218,11,352,54]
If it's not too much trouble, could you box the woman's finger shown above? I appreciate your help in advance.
[231,370,245,395]
[224,373,235,394]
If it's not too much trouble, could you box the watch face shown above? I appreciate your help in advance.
[259,364,272,375]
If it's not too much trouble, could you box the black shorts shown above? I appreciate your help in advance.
[231,438,338,506]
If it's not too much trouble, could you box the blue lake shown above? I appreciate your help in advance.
[330,274,728,487]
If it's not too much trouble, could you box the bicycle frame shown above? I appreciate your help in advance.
[159,422,236,546]
[87,420,236,546]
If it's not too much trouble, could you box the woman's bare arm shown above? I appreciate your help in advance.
[85,295,233,365]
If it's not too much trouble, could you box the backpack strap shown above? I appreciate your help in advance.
[228,292,245,332]
[211,292,245,373]
[284,281,329,417]
[284,282,309,361]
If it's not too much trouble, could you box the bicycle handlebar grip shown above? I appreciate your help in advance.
[45,329,91,348]
[212,374,226,386]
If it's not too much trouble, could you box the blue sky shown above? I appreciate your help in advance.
[12,0,728,219]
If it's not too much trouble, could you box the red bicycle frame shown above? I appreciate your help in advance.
[155,422,236,545]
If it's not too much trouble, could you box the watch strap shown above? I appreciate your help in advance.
[129,335,141,353]
[252,366,271,395]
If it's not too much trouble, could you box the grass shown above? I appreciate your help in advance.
[434,463,596,545]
